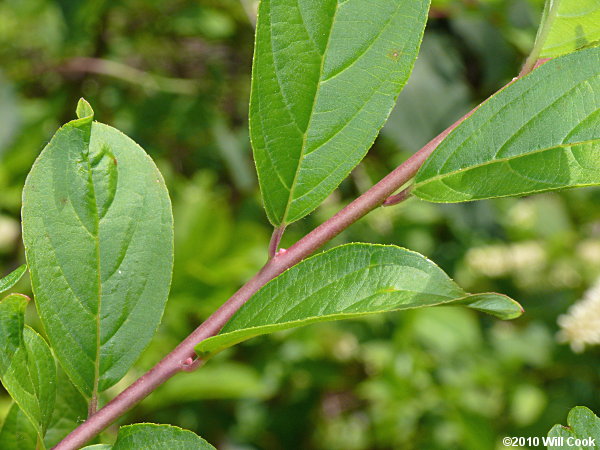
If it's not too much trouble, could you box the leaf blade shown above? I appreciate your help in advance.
[22,103,174,398]
[0,293,56,440]
[540,0,600,58]
[85,423,216,450]
[196,244,522,357]
[251,0,431,225]
[0,265,27,295]
[547,406,600,449]
[0,403,38,450]
[412,47,600,203]
[43,368,88,448]
[0,293,29,367]
[1,327,57,439]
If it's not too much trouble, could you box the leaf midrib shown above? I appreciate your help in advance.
[81,134,103,405]
[279,1,340,225]
[434,70,599,175]
[278,1,409,223]
[202,291,489,355]
[415,138,600,188]
[227,258,458,332]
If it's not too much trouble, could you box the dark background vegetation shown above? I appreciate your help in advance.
[1,0,599,448]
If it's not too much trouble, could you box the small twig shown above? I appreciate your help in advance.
[87,393,98,418]
[268,225,286,259]
[52,104,475,450]
[383,186,412,206]
[519,0,560,77]
[60,57,200,95]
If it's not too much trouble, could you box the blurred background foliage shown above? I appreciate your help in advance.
[1,0,600,448]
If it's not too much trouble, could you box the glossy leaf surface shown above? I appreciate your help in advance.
[251,0,430,225]
[0,265,26,295]
[82,423,216,449]
[547,406,600,449]
[540,0,600,58]
[21,100,174,398]
[413,47,600,202]
[197,244,522,356]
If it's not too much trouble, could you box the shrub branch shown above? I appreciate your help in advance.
[53,60,549,450]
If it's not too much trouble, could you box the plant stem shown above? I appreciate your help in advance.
[88,393,98,418]
[268,225,286,259]
[519,0,560,76]
[60,57,200,95]
[52,112,469,450]
[383,186,413,206]
[53,65,544,450]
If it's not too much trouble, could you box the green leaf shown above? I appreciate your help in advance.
[412,47,600,203]
[0,265,27,295]
[43,368,88,448]
[21,100,174,399]
[0,294,56,442]
[547,406,600,449]
[196,244,523,357]
[81,423,216,449]
[0,403,38,450]
[76,97,94,120]
[547,425,578,450]
[0,293,29,367]
[1,327,56,440]
[143,362,270,412]
[251,0,431,226]
[539,0,600,58]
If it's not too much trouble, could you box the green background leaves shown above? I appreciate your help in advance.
[197,244,522,356]
[251,0,430,226]
[413,47,600,203]
[21,101,174,399]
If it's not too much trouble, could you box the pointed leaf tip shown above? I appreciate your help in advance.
[458,293,524,320]
[76,98,94,120]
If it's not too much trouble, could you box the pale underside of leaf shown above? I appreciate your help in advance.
[197,244,522,357]
[251,0,431,225]
[22,108,173,398]
[540,0,600,58]
[413,46,600,202]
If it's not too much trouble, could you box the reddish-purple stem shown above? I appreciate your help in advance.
[267,225,286,259]
[54,63,546,449]
[383,186,413,206]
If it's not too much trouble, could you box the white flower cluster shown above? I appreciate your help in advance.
[557,278,600,353]
[465,242,546,278]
